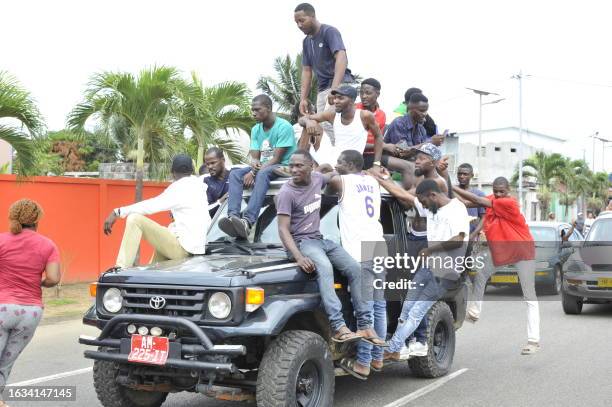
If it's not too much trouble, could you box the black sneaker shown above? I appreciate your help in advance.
[231,216,251,239]
[219,217,237,237]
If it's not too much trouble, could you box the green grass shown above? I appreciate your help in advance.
[45,298,78,307]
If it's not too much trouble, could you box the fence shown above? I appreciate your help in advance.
[0,175,170,283]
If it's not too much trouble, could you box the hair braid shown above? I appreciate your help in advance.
[8,199,43,234]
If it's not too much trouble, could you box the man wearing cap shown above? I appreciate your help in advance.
[294,3,355,143]
[298,85,383,173]
[103,154,210,268]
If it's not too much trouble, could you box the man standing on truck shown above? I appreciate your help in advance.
[370,175,470,362]
[277,150,385,346]
[328,149,387,379]
[452,177,541,355]
[103,154,209,268]
[219,94,296,239]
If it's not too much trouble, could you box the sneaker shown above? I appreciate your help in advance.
[466,312,479,323]
[219,217,237,237]
[408,341,429,357]
[398,346,411,360]
[231,216,251,239]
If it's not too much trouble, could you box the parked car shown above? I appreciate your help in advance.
[474,222,583,295]
[79,181,469,407]
[561,212,612,314]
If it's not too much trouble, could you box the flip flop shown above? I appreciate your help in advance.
[370,360,383,372]
[360,336,390,347]
[338,358,368,380]
[331,330,362,344]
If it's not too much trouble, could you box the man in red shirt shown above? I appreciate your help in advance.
[453,177,540,355]
[356,78,412,173]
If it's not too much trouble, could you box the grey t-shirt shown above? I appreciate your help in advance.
[276,172,326,243]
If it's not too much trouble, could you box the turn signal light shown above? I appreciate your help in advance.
[334,283,343,289]
[245,287,264,312]
[89,282,98,297]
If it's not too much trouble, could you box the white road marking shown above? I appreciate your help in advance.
[7,367,93,386]
[382,368,469,407]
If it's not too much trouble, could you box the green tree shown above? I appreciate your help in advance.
[256,53,318,123]
[68,67,183,201]
[0,71,45,175]
[557,159,590,220]
[513,151,566,220]
[585,171,610,213]
[177,74,253,168]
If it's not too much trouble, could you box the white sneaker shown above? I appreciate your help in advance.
[398,346,411,360]
[408,341,429,357]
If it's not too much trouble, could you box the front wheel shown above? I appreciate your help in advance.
[561,290,583,315]
[408,301,456,378]
[93,353,168,407]
[256,330,334,407]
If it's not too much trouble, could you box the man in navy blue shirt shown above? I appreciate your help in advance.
[294,3,355,142]
[202,147,230,218]
[456,163,486,242]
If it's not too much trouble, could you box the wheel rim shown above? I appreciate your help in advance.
[432,320,449,364]
[295,360,322,407]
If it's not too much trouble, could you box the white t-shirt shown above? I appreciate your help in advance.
[338,173,385,262]
[414,198,470,275]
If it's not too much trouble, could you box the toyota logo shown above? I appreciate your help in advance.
[149,296,166,310]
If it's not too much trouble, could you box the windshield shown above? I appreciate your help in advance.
[529,226,557,242]
[587,219,612,242]
[207,196,341,245]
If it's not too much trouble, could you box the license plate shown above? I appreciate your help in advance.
[491,275,519,284]
[127,335,169,365]
[597,278,612,288]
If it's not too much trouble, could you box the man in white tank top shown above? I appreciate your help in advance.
[298,85,384,176]
[328,149,388,379]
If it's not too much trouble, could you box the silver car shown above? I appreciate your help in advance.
[561,212,612,314]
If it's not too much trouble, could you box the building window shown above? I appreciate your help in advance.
[494,146,501,152]
[510,148,517,153]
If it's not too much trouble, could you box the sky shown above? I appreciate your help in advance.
[3,0,612,172]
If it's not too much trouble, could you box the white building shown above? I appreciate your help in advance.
[0,140,11,172]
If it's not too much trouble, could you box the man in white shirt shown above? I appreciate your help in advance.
[371,174,469,360]
[103,154,210,268]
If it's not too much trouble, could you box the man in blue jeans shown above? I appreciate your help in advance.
[370,174,469,361]
[219,94,296,239]
[277,150,383,345]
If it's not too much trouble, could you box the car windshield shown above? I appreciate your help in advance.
[207,195,341,246]
[529,226,557,242]
[586,219,612,242]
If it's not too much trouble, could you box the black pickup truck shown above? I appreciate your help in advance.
[80,180,468,407]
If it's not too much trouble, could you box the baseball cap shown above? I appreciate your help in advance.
[171,154,194,174]
[331,85,358,100]
[415,143,442,161]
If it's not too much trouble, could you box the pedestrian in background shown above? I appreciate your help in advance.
[0,199,61,404]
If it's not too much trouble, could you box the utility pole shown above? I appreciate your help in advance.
[511,71,524,213]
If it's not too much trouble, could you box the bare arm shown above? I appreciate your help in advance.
[470,216,485,241]
[370,168,416,207]
[299,66,313,116]
[452,185,492,208]
[361,110,383,164]
[561,221,577,242]
[278,215,315,273]
[41,262,61,287]
[331,50,348,90]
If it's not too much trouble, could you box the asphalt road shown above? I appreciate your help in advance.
[5,287,612,407]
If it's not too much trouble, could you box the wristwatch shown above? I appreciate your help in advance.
[373,161,382,166]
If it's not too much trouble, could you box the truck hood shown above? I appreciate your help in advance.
[99,254,290,287]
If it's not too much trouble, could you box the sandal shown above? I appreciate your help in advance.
[338,358,368,380]
[521,342,540,355]
[332,327,362,344]
[370,359,383,372]
[356,329,389,347]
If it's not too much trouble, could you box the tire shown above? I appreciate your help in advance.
[408,301,456,378]
[562,290,583,315]
[542,266,562,295]
[256,330,334,407]
[93,352,168,407]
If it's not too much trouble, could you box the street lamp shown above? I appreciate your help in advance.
[466,88,504,189]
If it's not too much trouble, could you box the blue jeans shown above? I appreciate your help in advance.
[356,261,387,366]
[387,268,446,353]
[227,165,279,225]
[408,233,429,344]
[299,239,372,332]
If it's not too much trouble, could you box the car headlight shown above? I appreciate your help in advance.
[535,261,550,269]
[102,288,123,313]
[208,292,231,319]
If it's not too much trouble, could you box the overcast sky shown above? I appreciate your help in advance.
[3,0,611,171]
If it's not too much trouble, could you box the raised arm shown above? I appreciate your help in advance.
[298,110,336,137]
[452,185,492,208]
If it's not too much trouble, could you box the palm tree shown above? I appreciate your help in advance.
[585,171,610,213]
[256,53,318,123]
[68,66,183,201]
[177,74,253,168]
[0,71,45,175]
[557,159,590,220]
[513,151,566,220]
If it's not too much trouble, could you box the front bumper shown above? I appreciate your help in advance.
[469,268,555,285]
[563,271,612,300]
[79,314,246,373]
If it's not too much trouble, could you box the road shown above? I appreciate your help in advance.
[5,287,612,407]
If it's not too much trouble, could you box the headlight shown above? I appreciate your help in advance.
[208,292,231,319]
[102,288,123,313]
[535,261,550,269]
